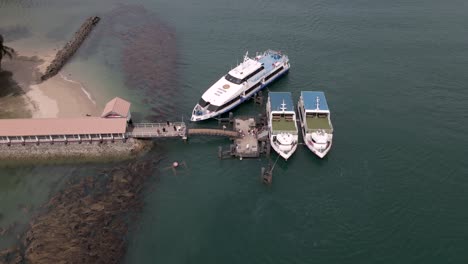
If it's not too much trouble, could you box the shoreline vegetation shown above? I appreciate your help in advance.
[0,159,159,264]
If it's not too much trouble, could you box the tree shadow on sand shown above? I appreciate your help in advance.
[0,70,31,118]
[0,71,24,97]
[0,55,44,118]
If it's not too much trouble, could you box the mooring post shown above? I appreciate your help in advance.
[261,166,272,185]
[254,91,264,105]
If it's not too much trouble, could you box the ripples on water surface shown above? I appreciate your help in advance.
[1,0,468,263]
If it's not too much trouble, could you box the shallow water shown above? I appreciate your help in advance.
[1,0,468,263]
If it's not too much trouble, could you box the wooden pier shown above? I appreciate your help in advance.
[233,118,259,158]
[0,96,269,163]
[218,117,270,159]
[126,122,241,140]
[127,118,269,160]
[188,128,239,138]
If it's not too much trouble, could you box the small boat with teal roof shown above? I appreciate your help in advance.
[267,92,298,160]
[297,91,334,158]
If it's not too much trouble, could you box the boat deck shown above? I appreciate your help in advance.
[272,116,297,132]
[258,51,285,73]
[306,116,332,132]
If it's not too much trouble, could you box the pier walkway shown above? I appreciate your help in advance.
[126,123,240,139]
[126,122,187,138]
[0,97,253,151]
[188,128,239,138]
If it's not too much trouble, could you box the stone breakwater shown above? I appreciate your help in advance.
[41,16,100,81]
[0,138,152,164]
[0,159,159,264]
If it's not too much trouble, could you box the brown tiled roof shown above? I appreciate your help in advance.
[0,117,127,137]
[101,97,131,118]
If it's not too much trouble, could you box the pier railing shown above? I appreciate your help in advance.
[132,122,185,128]
[187,128,239,138]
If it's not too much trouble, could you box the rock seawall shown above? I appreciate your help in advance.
[0,138,152,164]
[41,16,100,81]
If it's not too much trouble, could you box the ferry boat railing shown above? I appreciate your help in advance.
[271,130,299,135]
[306,128,333,134]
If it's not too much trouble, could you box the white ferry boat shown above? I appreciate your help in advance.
[267,92,298,160]
[191,50,290,121]
[297,91,334,158]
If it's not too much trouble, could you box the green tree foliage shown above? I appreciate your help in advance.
[0,34,16,72]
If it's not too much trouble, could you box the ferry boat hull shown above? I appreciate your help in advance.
[191,50,290,122]
[191,68,289,122]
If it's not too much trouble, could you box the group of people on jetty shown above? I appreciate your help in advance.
[154,121,185,136]
[237,127,259,138]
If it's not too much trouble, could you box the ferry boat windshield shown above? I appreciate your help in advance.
[225,74,243,84]
[207,104,219,112]
[198,98,209,107]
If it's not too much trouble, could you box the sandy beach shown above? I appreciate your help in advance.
[0,40,99,119]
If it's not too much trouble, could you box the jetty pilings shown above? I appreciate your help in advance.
[41,16,100,81]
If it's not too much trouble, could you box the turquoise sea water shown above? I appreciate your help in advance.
[1,0,468,263]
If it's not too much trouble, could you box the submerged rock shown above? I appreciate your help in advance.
[0,159,159,264]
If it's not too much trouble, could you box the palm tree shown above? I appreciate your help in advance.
[0,34,16,72]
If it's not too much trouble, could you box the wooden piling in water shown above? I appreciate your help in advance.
[261,166,272,185]
[41,16,100,81]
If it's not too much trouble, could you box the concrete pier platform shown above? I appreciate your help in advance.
[233,117,260,158]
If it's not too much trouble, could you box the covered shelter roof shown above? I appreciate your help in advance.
[301,91,329,112]
[0,117,127,137]
[101,97,131,118]
[269,92,294,112]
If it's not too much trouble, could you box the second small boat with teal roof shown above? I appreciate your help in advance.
[297,91,334,158]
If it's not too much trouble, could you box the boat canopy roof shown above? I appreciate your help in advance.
[301,91,329,112]
[269,92,294,112]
